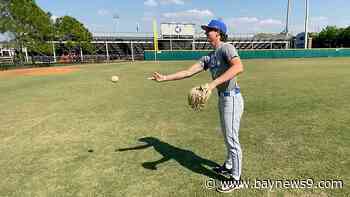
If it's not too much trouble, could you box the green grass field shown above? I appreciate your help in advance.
[0,58,349,197]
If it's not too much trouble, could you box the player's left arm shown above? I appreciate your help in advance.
[208,57,244,91]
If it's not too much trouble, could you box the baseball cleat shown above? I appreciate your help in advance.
[212,164,232,178]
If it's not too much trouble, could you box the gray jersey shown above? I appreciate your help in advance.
[199,42,239,92]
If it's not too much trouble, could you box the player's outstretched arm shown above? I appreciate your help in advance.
[148,62,203,82]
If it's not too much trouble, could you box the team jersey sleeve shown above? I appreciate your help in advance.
[222,43,239,63]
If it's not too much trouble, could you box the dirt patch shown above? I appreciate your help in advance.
[0,66,79,76]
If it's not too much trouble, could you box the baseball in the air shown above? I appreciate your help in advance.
[111,75,119,82]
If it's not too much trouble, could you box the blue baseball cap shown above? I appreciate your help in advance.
[201,19,227,34]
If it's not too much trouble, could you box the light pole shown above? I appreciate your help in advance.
[285,0,291,35]
[136,23,140,32]
[113,14,120,33]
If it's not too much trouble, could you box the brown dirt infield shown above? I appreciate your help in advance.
[0,66,79,77]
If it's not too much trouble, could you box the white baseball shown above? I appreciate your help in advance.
[111,75,119,82]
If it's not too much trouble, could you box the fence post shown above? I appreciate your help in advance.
[52,42,56,63]
[105,42,110,62]
[130,41,134,62]
[80,47,83,62]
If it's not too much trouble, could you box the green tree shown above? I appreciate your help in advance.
[0,0,53,63]
[55,16,94,54]
[338,26,350,47]
[317,26,340,48]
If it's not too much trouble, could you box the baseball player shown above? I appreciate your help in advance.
[149,19,245,192]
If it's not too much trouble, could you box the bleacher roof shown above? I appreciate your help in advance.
[92,32,291,41]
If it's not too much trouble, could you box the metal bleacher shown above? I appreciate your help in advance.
[90,32,292,60]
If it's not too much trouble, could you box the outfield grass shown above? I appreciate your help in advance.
[0,58,349,197]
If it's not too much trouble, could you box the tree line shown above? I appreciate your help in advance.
[0,0,93,63]
[312,26,350,48]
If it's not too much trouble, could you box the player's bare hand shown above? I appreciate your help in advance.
[148,72,167,82]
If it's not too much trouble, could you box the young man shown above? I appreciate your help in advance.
[149,19,245,193]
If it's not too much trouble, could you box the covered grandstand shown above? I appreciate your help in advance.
[91,29,292,61]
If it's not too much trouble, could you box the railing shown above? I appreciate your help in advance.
[0,56,13,64]
[93,32,154,39]
[92,32,288,40]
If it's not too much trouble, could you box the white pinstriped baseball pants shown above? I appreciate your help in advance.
[218,88,244,180]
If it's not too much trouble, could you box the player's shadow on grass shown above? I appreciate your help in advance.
[117,137,224,180]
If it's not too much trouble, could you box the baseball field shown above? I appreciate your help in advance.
[0,58,349,197]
